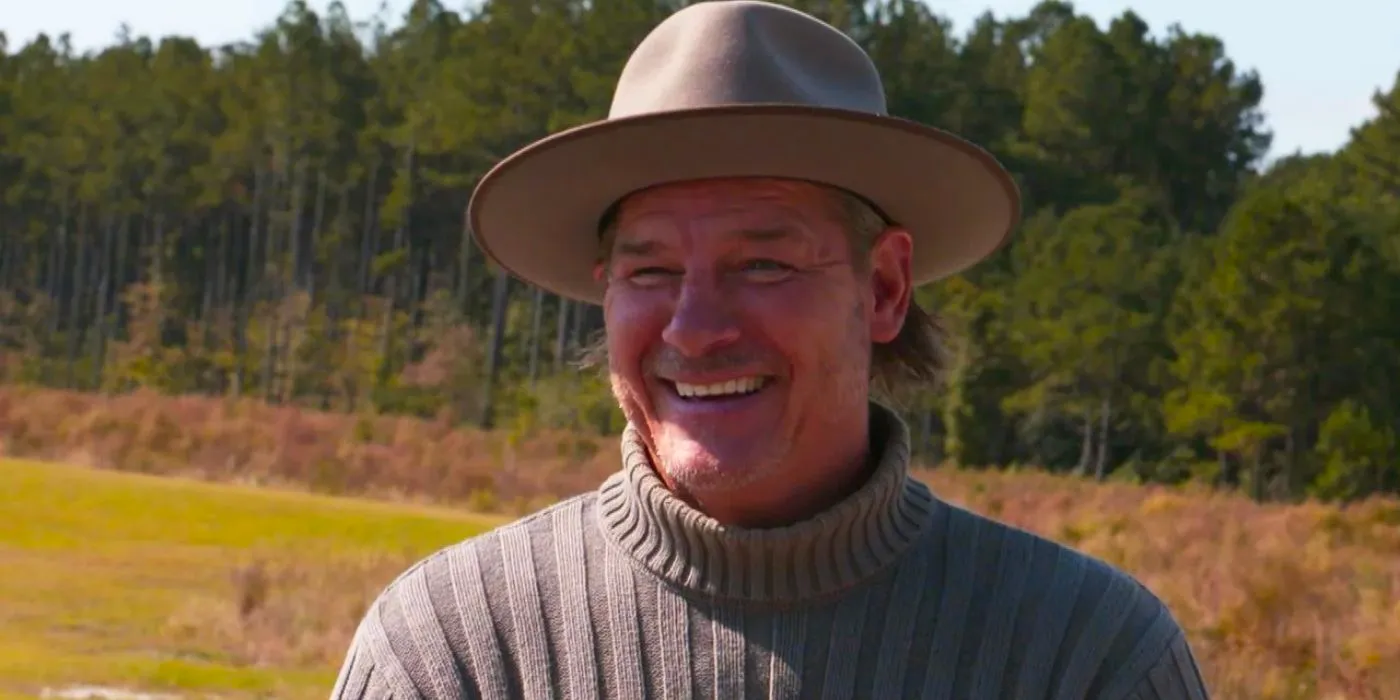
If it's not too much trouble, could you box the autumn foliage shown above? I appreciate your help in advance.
[1,385,1395,699]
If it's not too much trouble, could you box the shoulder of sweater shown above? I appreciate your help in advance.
[936,497,1175,610]
[375,489,600,599]
[933,499,1198,697]
[351,491,599,643]
[332,491,602,697]
[1103,629,1211,700]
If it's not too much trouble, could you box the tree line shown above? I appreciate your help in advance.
[1,0,1397,502]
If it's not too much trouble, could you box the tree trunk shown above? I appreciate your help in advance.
[90,211,117,389]
[1284,426,1297,499]
[322,184,347,410]
[457,213,474,319]
[307,167,327,293]
[1077,407,1094,476]
[151,212,165,285]
[262,314,279,402]
[47,192,69,341]
[376,143,414,387]
[1094,392,1112,481]
[233,167,266,399]
[281,158,309,398]
[63,206,88,388]
[409,244,431,360]
[259,162,279,402]
[528,286,544,386]
[1250,449,1264,503]
[554,298,571,372]
[570,299,587,350]
[200,220,217,357]
[358,160,380,301]
[480,268,513,429]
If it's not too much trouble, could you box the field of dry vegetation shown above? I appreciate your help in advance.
[2,385,1398,699]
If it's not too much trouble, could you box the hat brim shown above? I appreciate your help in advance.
[467,104,1021,305]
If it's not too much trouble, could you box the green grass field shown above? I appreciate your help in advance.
[0,458,500,699]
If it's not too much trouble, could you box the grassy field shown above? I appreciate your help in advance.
[0,457,499,699]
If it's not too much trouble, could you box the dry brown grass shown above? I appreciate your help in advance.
[0,385,605,514]
[1,385,1396,699]
[167,554,424,670]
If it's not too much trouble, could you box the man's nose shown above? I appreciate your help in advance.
[661,274,741,358]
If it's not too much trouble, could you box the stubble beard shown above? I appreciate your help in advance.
[607,313,871,507]
[608,370,786,498]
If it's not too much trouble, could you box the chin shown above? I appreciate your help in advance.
[651,425,779,495]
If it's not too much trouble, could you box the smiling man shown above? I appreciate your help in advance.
[331,2,1210,699]
[595,178,914,529]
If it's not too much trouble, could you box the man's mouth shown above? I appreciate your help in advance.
[670,376,769,400]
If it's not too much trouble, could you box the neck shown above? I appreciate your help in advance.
[596,401,937,604]
[664,418,875,529]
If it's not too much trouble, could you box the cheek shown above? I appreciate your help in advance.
[604,293,668,375]
[745,285,861,368]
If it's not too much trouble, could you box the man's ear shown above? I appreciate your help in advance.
[866,228,913,343]
[593,260,607,283]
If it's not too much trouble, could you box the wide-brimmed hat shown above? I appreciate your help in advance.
[467,0,1020,304]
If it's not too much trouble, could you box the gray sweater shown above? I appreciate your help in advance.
[331,404,1209,699]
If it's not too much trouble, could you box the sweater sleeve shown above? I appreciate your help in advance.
[329,601,431,700]
[1114,633,1211,700]
[329,641,398,700]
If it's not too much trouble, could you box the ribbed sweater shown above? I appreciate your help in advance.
[331,404,1210,699]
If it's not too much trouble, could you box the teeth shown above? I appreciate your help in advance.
[675,376,767,398]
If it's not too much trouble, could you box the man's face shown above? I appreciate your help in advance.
[595,178,913,521]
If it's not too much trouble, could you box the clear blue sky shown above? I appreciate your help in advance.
[4,0,1398,162]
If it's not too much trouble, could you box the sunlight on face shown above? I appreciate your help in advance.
[596,178,881,518]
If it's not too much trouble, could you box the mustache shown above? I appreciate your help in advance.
[646,348,770,377]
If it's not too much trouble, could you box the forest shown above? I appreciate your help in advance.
[1,0,1398,504]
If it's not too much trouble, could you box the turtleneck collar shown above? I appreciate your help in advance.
[594,402,937,605]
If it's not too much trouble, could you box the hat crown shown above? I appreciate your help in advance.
[609,1,888,119]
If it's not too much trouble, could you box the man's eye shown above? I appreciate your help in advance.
[627,267,678,285]
[741,259,796,280]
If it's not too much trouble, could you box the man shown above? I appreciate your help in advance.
[332,2,1210,698]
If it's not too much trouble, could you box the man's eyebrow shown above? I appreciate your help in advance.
[613,239,660,257]
[736,226,802,243]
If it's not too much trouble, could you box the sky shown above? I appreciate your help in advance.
[3,0,1398,162]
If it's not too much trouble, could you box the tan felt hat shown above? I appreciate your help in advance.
[467,0,1021,304]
